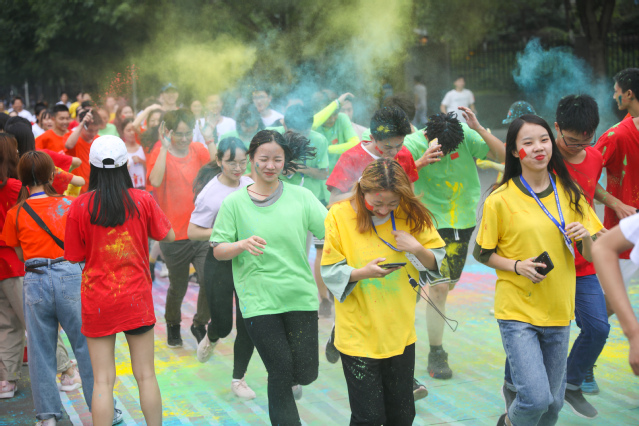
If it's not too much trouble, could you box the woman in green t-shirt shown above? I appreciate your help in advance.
[211,130,327,425]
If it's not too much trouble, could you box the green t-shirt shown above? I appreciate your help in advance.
[267,126,329,201]
[98,123,120,137]
[315,113,358,171]
[211,184,328,318]
[403,123,490,230]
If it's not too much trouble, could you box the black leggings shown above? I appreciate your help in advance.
[244,310,319,426]
[203,248,254,380]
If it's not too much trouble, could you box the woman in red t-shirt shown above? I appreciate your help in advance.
[0,133,25,399]
[64,135,174,426]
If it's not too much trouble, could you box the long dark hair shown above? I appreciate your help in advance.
[0,133,19,189]
[192,137,247,200]
[5,118,35,156]
[88,164,140,227]
[494,114,584,217]
[247,129,316,175]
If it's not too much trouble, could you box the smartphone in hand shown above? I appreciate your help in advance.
[534,251,554,276]
[378,262,406,269]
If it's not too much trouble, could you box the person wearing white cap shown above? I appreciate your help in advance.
[64,135,175,426]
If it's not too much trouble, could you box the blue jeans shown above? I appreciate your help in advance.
[499,320,570,426]
[504,275,610,389]
[23,258,93,421]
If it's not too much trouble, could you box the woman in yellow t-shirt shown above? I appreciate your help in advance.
[321,158,445,425]
[473,114,602,426]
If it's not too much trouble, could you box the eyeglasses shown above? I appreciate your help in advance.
[559,129,596,147]
[224,160,248,169]
[173,131,193,140]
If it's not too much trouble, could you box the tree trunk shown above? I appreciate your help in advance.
[575,0,616,77]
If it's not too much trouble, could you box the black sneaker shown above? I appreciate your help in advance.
[190,323,206,344]
[167,324,183,348]
[564,388,598,419]
[325,326,340,364]
[501,381,516,413]
[413,378,428,401]
[319,298,332,318]
[496,413,507,426]
[428,349,453,379]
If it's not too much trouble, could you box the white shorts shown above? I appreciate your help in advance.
[620,259,639,289]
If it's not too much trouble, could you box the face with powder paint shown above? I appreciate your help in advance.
[218,147,248,184]
[251,141,285,184]
[363,190,400,218]
[513,122,552,172]
[169,121,194,154]
[613,82,631,110]
[370,135,404,158]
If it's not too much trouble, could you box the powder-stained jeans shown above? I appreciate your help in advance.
[0,276,25,382]
[499,320,570,426]
[23,259,93,421]
[160,239,210,327]
[245,311,318,425]
[341,343,415,426]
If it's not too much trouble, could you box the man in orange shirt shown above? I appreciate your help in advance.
[35,104,71,153]
[64,109,102,193]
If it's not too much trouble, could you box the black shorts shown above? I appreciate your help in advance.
[123,324,155,336]
[437,227,475,288]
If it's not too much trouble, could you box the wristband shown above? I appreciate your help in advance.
[335,99,340,109]
[514,260,521,275]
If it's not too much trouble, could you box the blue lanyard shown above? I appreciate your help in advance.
[371,211,401,252]
[29,191,45,198]
[519,173,572,247]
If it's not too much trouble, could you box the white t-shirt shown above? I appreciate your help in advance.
[193,116,237,145]
[13,109,36,123]
[126,145,146,189]
[190,175,254,228]
[32,123,45,138]
[620,213,639,265]
[441,89,475,123]
[260,109,284,127]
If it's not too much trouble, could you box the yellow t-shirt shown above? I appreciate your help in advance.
[475,176,603,327]
[322,200,445,358]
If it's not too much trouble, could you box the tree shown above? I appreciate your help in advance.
[574,0,616,76]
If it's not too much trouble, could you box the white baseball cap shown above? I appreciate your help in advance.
[89,135,128,169]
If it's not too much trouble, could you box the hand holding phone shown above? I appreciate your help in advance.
[378,262,406,269]
[533,251,554,276]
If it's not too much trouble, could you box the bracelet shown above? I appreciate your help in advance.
[514,260,521,275]
[335,99,341,109]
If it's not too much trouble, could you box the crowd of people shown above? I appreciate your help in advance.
[0,67,638,426]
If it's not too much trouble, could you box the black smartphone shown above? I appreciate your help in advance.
[379,262,406,269]
[534,251,554,276]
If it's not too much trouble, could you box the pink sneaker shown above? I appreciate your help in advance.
[58,364,82,392]
[0,380,17,398]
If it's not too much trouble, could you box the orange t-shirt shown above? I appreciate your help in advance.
[1,197,73,261]
[146,143,210,240]
[64,134,95,193]
[36,129,67,153]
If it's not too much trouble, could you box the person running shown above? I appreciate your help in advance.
[64,135,174,426]
[211,129,325,425]
[440,75,477,124]
[35,104,71,153]
[159,84,180,112]
[473,114,602,426]
[187,137,256,399]
[147,108,213,347]
[120,118,147,189]
[592,214,639,376]
[339,98,366,141]
[64,108,103,193]
[252,88,283,127]
[402,108,505,380]
[322,158,445,425]
[194,94,237,145]
[0,133,25,400]
[0,151,99,425]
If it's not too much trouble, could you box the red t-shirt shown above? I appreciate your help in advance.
[68,120,79,131]
[41,149,73,172]
[595,116,639,259]
[64,189,172,337]
[146,143,210,240]
[326,143,419,193]
[35,129,67,153]
[64,134,96,193]
[0,179,24,279]
[564,147,603,276]
[53,168,74,194]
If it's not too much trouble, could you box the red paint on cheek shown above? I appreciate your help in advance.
[364,200,375,211]
[374,146,384,155]
[519,148,527,160]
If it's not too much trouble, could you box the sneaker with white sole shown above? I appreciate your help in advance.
[0,380,17,398]
[412,378,428,401]
[564,388,598,419]
[232,378,256,400]
[58,363,82,392]
[197,337,217,363]
[292,384,303,400]
[35,419,56,426]
[112,407,123,425]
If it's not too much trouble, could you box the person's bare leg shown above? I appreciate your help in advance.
[126,329,162,426]
[86,335,116,426]
[426,283,449,346]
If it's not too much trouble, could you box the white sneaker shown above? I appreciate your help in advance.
[35,419,57,426]
[232,378,256,400]
[57,361,82,392]
[0,380,17,398]
[292,384,303,401]
[197,337,217,363]
[158,262,169,278]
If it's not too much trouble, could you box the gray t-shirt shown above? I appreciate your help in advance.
[190,174,254,228]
